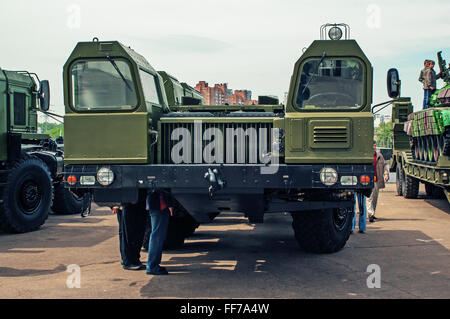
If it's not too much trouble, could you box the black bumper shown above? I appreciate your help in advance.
[64,164,374,203]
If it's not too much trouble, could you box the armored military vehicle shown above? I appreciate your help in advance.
[387,51,450,201]
[63,24,375,253]
[0,69,89,233]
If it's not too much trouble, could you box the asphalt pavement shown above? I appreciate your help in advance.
[0,183,449,299]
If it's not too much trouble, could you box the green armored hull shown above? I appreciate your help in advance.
[404,107,450,163]
[430,84,450,108]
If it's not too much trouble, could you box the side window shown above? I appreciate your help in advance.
[13,92,26,126]
[139,70,161,105]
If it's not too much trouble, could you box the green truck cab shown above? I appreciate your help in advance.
[388,52,450,201]
[0,69,88,233]
[63,24,375,253]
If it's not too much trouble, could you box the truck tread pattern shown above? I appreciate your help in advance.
[291,208,352,254]
[0,156,53,233]
[402,171,419,199]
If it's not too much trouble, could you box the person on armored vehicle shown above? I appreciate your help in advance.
[422,60,438,109]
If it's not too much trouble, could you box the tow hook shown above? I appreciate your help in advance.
[204,168,227,199]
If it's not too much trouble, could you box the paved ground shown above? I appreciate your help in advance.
[0,183,449,299]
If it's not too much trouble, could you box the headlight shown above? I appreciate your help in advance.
[97,167,114,186]
[328,27,343,40]
[320,167,338,186]
[80,175,96,186]
[341,176,357,186]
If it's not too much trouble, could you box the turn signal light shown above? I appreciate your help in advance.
[360,175,370,186]
[67,175,77,186]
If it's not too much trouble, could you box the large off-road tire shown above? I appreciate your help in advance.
[425,183,443,199]
[291,207,353,254]
[396,165,403,196]
[0,157,53,233]
[51,183,89,215]
[425,183,434,197]
[401,170,419,199]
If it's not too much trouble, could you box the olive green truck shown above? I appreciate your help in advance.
[387,51,450,202]
[0,70,88,233]
[63,24,375,253]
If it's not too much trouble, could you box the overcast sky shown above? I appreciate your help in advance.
[1,0,449,117]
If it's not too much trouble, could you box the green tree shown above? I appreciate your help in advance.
[375,121,392,148]
[39,122,64,139]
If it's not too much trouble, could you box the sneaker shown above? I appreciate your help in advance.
[146,267,169,275]
[358,230,365,234]
[369,216,376,223]
[123,263,146,271]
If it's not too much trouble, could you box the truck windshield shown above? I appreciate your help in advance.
[296,58,364,109]
[71,59,138,111]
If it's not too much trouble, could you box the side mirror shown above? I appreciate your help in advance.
[39,80,50,111]
[387,68,401,99]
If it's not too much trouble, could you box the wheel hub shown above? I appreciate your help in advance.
[333,208,349,231]
[19,180,41,214]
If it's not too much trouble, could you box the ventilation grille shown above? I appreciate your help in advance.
[160,121,273,164]
[313,126,349,144]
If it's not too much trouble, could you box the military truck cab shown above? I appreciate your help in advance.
[0,69,87,233]
[64,24,375,253]
[284,24,373,165]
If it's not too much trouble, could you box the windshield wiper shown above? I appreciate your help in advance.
[106,55,133,91]
[302,51,327,95]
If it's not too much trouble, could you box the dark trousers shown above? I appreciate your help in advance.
[117,202,147,266]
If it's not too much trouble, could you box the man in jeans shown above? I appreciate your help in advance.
[146,190,174,275]
[352,192,367,233]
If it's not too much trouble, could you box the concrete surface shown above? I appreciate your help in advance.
[0,183,449,299]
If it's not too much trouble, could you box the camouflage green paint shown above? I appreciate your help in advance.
[63,41,168,165]
[180,83,204,103]
[64,38,374,166]
[283,39,374,164]
[158,71,185,107]
[0,69,41,162]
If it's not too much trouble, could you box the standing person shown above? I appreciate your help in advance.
[146,189,174,275]
[418,59,429,86]
[112,195,148,270]
[352,192,367,233]
[367,141,389,223]
[423,60,437,109]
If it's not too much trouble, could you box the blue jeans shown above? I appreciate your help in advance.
[146,209,170,273]
[352,193,367,231]
[423,89,435,109]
